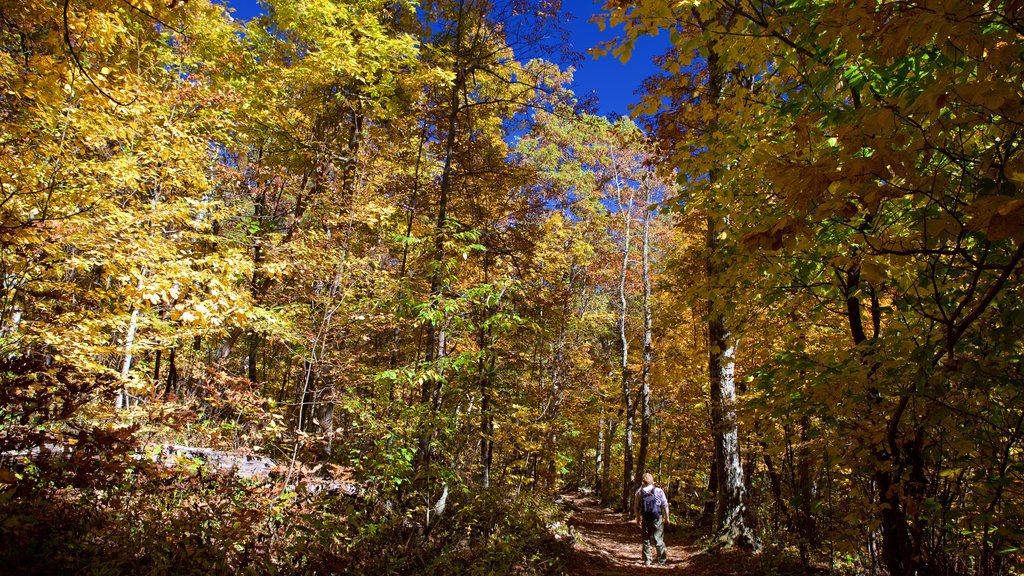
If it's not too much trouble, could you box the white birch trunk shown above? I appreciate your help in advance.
[116,275,145,409]
[612,150,635,513]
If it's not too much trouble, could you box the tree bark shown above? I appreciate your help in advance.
[699,455,718,529]
[596,415,605,494]
[162,346,177,399]
[613,151,635,514]
[636,179,653,488]
[116,274,145,409]
[153,349,161,387]
[708,308,755,547]
[417,0,467,475]
[601,415,617,506]
[389,124,427,402]
[247,332,259,384]
[479,251,494,488]
[702,35,758,547]
[845,266,916,575]
[796,416,817,565]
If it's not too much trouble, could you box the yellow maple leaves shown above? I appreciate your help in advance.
[605,0,1024,569]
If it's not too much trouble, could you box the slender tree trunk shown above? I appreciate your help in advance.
[480,378,494,487]
[601,416,617,506]
[116,274,146,409]
[761,447,789,535]
[479,251,494,488]
[656,422,663,479]
[162,346,177,399]
[415,1,469,534]
[596,415,605,493]
[797,415,816,565]
[636,180,653,486]
[247,332,259,384]
[422,0,466,400]
[699,455,718,529]
[389,124,428,403]
[844,266,916,575]
[613,153,635,514]
[341,108,363,199]
[247,150,267,384]
[116,306,139,408]
[153,349,161,386]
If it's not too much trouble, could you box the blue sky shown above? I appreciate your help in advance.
[218,0,669,117]
[559,0,670,116]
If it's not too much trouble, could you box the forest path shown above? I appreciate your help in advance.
[563,493,759,576]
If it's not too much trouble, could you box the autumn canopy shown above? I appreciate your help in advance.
[0,0,1022,574]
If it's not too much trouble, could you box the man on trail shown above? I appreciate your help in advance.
[633,472,669,566]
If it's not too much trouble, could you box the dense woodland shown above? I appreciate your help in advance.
[0,0,1022,574]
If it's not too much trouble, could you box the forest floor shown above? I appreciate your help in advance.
[562,493,791,576]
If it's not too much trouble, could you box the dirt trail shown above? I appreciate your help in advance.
[563,494,759,576]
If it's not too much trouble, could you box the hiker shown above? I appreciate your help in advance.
[633,472,669,566]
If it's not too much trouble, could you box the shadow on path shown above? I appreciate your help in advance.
[563,494,758,576]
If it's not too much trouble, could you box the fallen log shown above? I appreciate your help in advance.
[154,444,359,495]
[2,443,359,496]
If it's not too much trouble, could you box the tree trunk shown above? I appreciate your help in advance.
[596,415,605,494]
[248,162,266,384]
[636,180,653,488]
[341,108,363,199]
[162,346,177,399]
[761,447,789,536]
[699,456,718,529]
[116,274,145,409]
[153,349,161,387]
[479,251,494,488]
[601,416,617,506]
[796,415,817,565]
[703,33,758,551]
[613,152,635,514]
[417,0,466,472]
[389,125,427,402]
[875,467,915,576]
[414,0,469,527]
[708,311,755,547]
[247,332,259,384]
[844,266,917,575]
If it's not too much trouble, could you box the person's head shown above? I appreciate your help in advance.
[642,473,654,486]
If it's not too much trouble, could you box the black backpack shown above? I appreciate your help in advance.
[640,488,662,520]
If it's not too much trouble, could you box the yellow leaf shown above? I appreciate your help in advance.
[860,260,887,285]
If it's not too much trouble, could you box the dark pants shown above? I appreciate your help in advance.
[641,516,667,564]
